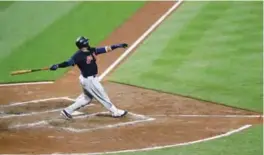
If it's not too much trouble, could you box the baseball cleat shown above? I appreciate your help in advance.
[60,110,72,119]
[112,109,128,118]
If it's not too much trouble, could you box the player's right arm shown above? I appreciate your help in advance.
[50,57,75,71]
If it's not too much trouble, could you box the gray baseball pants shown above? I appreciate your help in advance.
[64,75,118,114]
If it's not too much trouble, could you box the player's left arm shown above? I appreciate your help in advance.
[95,43,128,55]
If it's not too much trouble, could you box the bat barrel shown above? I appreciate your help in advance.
[11,70,32,75]
[10,67,49,76]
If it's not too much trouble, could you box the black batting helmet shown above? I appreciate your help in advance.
[75,36,89,49]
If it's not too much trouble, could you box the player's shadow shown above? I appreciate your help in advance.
[95,113,113,118]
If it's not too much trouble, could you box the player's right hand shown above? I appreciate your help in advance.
[50,64,58,71]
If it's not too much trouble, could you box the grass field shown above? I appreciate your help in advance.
[110,1,263,155]
[0,1,144,83]
[110,1,263,112]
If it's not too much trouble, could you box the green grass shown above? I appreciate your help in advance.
[0,1,14,10]
[0,1,144,83]
[0,2,80,60]
[114,125,263,155]
[110,1,263,112]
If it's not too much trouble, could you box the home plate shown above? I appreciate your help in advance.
[72,111,84,116]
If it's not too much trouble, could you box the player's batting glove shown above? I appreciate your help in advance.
[111,43,128,50]
[50,64,58,71]
[121,43,128,48]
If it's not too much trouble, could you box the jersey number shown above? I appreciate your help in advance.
[86,56,93,64]
[86,53,97,64]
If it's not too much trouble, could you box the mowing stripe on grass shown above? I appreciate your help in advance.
[0,1,14,10]
[99,0,184,81]
[109,1,208,80]
[0,2,79,60]
[0,2,145,83]
[110,1,263,112]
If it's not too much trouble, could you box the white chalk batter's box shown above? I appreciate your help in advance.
[0,97,155,133]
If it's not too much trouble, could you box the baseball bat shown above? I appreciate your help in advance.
[10,67,50,76]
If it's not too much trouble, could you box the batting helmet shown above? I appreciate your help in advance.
[75,36,89,49]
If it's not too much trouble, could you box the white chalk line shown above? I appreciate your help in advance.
[9,124,250,155]
[76,125,252,155]
[10,117,154,133]
[1,105,95,119]
[148,114,264,118]
[0,97,79,118]
[62,97,76,102]
[9,114,86,129]
[0,97,70,107]
[129,112,153,120]
[63,111,152,120]
[3,124,252,155]
[1,108,63,118]
[11,120,49,128]
[1,105,93,119]
[61,118,155,133]
[98,0,183,81]
[0,97,94,118]
[72,111,107,119]
[0,81,54,87]
[60,112,155,133]
[8,111,154,133]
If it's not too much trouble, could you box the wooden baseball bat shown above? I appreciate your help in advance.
[10,67,50,76]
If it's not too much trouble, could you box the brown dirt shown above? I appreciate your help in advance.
[0,100,71,114]
[0,1,262,154]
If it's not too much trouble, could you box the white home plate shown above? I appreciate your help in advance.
[72,111,84,116]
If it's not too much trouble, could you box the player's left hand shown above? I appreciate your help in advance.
[121,43,128,48]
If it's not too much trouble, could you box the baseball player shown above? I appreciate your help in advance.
[50,36,128,119]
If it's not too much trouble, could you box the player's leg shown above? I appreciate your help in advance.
[88,77,127,117]
[61,92,93,119]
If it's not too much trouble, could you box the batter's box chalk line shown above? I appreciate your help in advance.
[9,111,155,133]
[0,97,89,118]
[1,108,63,118]
[0,96,75,107]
